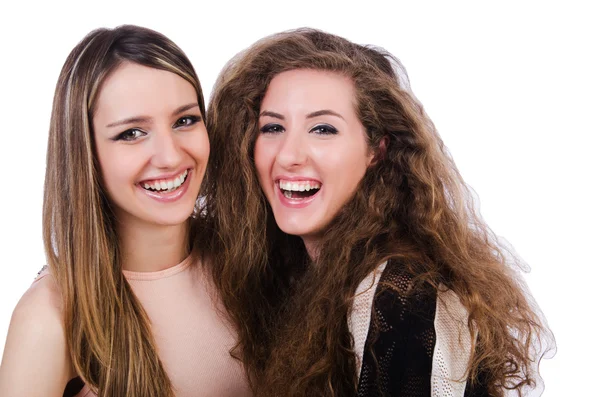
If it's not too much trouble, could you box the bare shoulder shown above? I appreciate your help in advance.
[12,273,64,325]
[0,274,73,396]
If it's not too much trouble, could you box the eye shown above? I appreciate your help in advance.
[259,123,285,134]
[113,128,146,141]
[310,124,338,135]
[173,115,201,128]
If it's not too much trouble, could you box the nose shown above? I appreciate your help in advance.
[151,128,183,169]
[275,128,307,169]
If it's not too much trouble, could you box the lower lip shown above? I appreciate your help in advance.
[275,183,321,209]
[137,170,192,203]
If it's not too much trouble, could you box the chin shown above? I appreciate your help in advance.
[275,220,316,238]
[152,217,191,227]
[147,209,194,227]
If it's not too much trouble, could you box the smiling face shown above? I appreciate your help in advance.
[93,62,209,230]
[254,69,374,251]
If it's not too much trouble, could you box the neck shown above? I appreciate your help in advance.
[117,218,190,272]
[302,236,320,262]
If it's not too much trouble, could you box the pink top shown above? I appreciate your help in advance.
[35,256,251,397]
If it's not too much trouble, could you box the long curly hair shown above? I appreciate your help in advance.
[200,28,553,396]
[43,25,205,396]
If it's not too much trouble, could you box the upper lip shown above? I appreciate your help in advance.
[138,167,190,183]
[274,175,321,183]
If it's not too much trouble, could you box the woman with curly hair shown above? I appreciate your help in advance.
[201,28,553,396]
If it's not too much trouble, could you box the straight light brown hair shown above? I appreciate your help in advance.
[43,25,205,396]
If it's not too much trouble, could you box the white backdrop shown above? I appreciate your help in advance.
[0,1,597,395]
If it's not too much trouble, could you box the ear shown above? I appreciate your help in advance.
[369,135,389,166]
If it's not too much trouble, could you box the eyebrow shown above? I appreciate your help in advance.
[105,102,200,128]
[259,110,284,120]
[259,109,345,121]
[106,116,151,128]
[306,109,345,120]
[172,103,200,116]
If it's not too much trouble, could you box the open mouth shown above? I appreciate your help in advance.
[140,169,189,194]
[278,180,321,199]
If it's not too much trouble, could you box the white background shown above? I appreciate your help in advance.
[0,1,597,395]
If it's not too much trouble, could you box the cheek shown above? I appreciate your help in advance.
[103,157,138,195]
[253,139,274,183]
[184,129,210,162]
[193,138,210,163]
[326,145,370,194]
[95,146,133,189]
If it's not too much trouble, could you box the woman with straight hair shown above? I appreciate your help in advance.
[202,28,554,396]
[0,25,250,397]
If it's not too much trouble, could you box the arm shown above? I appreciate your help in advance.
[0,277,73,397]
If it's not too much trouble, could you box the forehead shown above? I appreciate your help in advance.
[94,62,197,121]
[261,69,356,112]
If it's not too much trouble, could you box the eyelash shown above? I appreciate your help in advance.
[259,123,285,134]
[113,128,145,142]
[113,115,202,142]
[173,115,201,128]
[258,123,338,135]
[310,124,338,135]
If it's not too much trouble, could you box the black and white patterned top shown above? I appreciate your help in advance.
[350,260,491,397]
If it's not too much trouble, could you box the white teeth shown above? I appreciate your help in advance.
[142,170,188,192]
[174,173,185,188]
[283,191,292,199]
[278,180,322,192]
